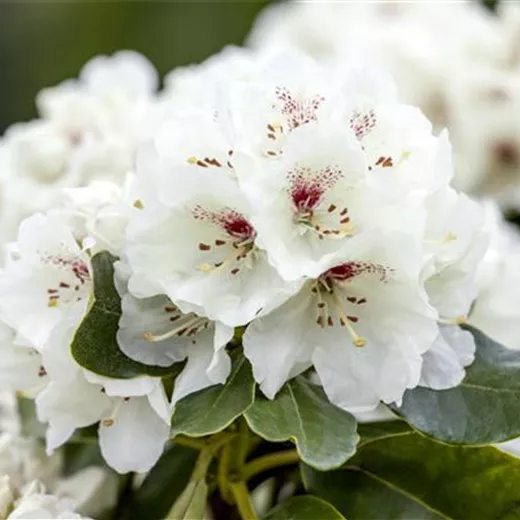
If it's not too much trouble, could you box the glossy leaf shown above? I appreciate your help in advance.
[170,353,255,437]
[263,496,345,520]
[395,325,520,444]
[128,443,198,520]
[303,423,520,519]
[71,251,175,378]
[245,377,358,470]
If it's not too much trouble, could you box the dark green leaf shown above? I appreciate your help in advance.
[302,425,520,519]
[263,496,345,520]
[171,353,255,437]
[129,443,198,520]
[357,420,412,449]
[71,251,176,378]
[245,377,358,471]
[394,325,520,444]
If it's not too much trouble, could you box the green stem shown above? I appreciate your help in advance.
[166,448,213,519]
[243,450,300,481]
[229,480,259,520]
[175,435,208,451]
[218,442,234,504]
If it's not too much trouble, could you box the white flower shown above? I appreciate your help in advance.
[419,325,476,390]
[61,179,134,256]
[126,120,293,326]
[35,307,170,474]
[248,1,520,204]
[243,234,437,412]
[8,480,88,520]
[0,51,158,244]
[240,121,429,281]
[0,432,62,493]
[423,186,488,322]
[83,373,170,475]
[0,321,46,395]
[470,204,520,349]
[117,288,232,405]
[0,213,92,349]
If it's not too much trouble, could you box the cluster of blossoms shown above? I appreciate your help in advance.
[248,0,520,208]
[0,51,158,244]
[0,392,116,518]
[0,47,489,475]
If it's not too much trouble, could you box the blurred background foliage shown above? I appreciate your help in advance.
[0,1,273,133]
[0,0,500,134]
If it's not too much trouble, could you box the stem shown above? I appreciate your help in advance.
[175,435,208,450]
[229,480,259,520]
[243,450,300,481]
[166,448,213,519]
[218,442,233,503]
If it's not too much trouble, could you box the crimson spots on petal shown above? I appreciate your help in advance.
[275,86,325,131]
[287,165,343,213]
[350,109,377,140]
[323,261,392,283]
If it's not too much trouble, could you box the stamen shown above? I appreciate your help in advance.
[142,316,205,343]
[439,315,468,326]
[332,292,366,348]
[102,398,124,427]
[426,232,457,246]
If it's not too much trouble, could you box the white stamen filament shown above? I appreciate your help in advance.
[102,398,124,427]
[198,237,255,273]
[332,291,367,348]
[439,315,468,326]
[425,232,457,246]
[142,315,204,343]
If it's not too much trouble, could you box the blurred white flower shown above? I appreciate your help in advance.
[8,480,88,519]
[248,1,520,208]
[0,51,158,244]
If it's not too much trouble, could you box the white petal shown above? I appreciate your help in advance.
[419,325,475,390]
[83,373,156,398]
[36,377,112,452]
[243,289,315,399]
[171,327,232,405]
[99,396,169,474]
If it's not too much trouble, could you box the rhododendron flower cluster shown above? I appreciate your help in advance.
[248,0,520,209]
[0,48,489,476]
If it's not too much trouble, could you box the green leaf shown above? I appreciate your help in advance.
[394,325,520,444]
[357,420,412,449]
[71,251,176,378]
[263,496,345,520]
[128,443,198,520]
[171,353,255,437]
[245,377,358,471]
[302,424,520,519]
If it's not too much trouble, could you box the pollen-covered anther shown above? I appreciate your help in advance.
[332,291,367,348]
[439,315,468,326]
[186,156,222,168]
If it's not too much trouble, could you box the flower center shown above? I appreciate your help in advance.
[311,261,393,347]
[193,206,257,276]
[44,256,91,308]
[276,86,325,132]
[288,166,355,239]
